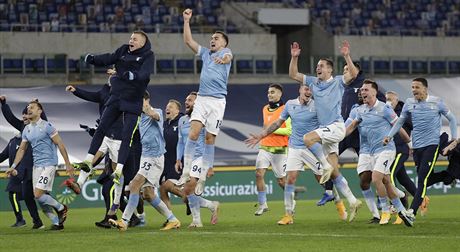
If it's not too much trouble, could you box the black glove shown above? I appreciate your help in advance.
[84,54,95,64]
[122,71,136,81]
[80,124,96,137]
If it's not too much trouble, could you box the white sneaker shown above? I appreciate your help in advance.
[194,179,205,196]
[254,203,269,216]
[348,199,363,222]
[398,208,415,227]
[188,221,203,228]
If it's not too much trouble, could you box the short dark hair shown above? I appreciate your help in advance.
[319,58,334,68]
[412,77,428,87]
[168,99,181,110]
[344,61,361,71]
[215,31,229,47]
[133,30,148,41]
[189,91,198,96]
[143,90,150,100]
[269,83,283,93]
[28,100,43,110]
[363,79,379,92]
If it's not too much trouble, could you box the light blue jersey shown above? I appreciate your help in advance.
[177,115,206,160]
[390,96,457,149]
[303,75,345,127]
[280,98,319,149]
[22,119,58,167]
[345,104,370,154]
[197,46,232,98]
[140,109,166,157]
[355,101,398,154]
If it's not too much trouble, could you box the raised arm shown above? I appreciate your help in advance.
[183,9,200,54]
[51,134,74,177]
[0,96,24,131]
[245,118,286,148]
[66,85,102,103]
[143,105,160,121]
[289,42,304,83]
[341,41,358,84]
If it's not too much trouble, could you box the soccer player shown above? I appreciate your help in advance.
[0,96,44,229]
[246,85,347,225]
[346,80,414,227]
[177,92,220,228]
[6,101,74,230]
[179,9,232,193]
[160,99,184,209]
[109,92,181,231]
[384,77,458,218]
[385,91,417,216]
[253,84,291,216]
[289,41,362,221]
[75,30,154,185]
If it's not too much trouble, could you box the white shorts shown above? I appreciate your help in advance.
[255,149,287,178]
[32,166,57,192]
[98,137,121,162]
[314,121,346,155]
[191,95,226,136]
[138,155,164,188]
[190,157,204,179]
[356,154,373,174]
[372,150,396,175]
[286,148,322,176]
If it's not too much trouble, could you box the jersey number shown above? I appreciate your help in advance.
[141,162,152,171]
[383,160,389,168]
[192,165,201,174]
[39,176,48,185]
[322,127,331,133]
[215,120,222,129]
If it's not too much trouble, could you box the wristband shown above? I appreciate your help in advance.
[11,163,17,169]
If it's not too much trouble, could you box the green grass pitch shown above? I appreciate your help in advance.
[0,195,459,252]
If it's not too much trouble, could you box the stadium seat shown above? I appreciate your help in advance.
[448,61,460,74]
[157,59,174,74]
[392,60,410,74]
[411,60,427,74]
[236,60,253,74]
[430,61,446,74]
[176,59,194,73]
[373,60,390,74]
[3,59,23,73]
[255,60,273,74]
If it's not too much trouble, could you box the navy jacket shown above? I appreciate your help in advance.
[0,136,33,193]
[73,85,123,140]
[393,100,413,154]
[87,37,154,115]
[162,113,183,180]
[1,102,47,132]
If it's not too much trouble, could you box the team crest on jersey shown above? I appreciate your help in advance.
[136,57,142,61]
[173,126,178,131]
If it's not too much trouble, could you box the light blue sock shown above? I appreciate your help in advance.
[38,194,63,211]
[391,197,406,213]
[308,143,326,161]
[333,175,358,204]
[362,188,380,218]
[187,194,201,222]
[258,191,267,205]
[378,196,389,212]
[149,196,176,221]
[39,202,59,225]
[284,184,295,214]
[184,139,198,175]
[201,144,215,181]
[121,193,139,223]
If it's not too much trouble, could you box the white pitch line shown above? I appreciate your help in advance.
[149,230,460,240]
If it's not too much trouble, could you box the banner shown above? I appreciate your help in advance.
[0,164,458,211]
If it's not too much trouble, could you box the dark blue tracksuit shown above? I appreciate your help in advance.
[1,102,44,226]
[161,113,183,183]
[72,85,140,212]
[339,71,386,155]
[85,38,154,167]
[390,101,417,196]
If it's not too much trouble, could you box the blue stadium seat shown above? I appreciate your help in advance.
[449,61,460,74]
[393,60,409,74]
[176,59,194,73]
[373,60,390,74]
[157,59,174,73]
[255,60,273,73]
[3,59,23,73]
[430,61,446,74]
[412,60,427,73]
[236,60,253,73]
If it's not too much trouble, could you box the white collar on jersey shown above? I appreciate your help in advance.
[325,76,334,83]
[30,118,43,125]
